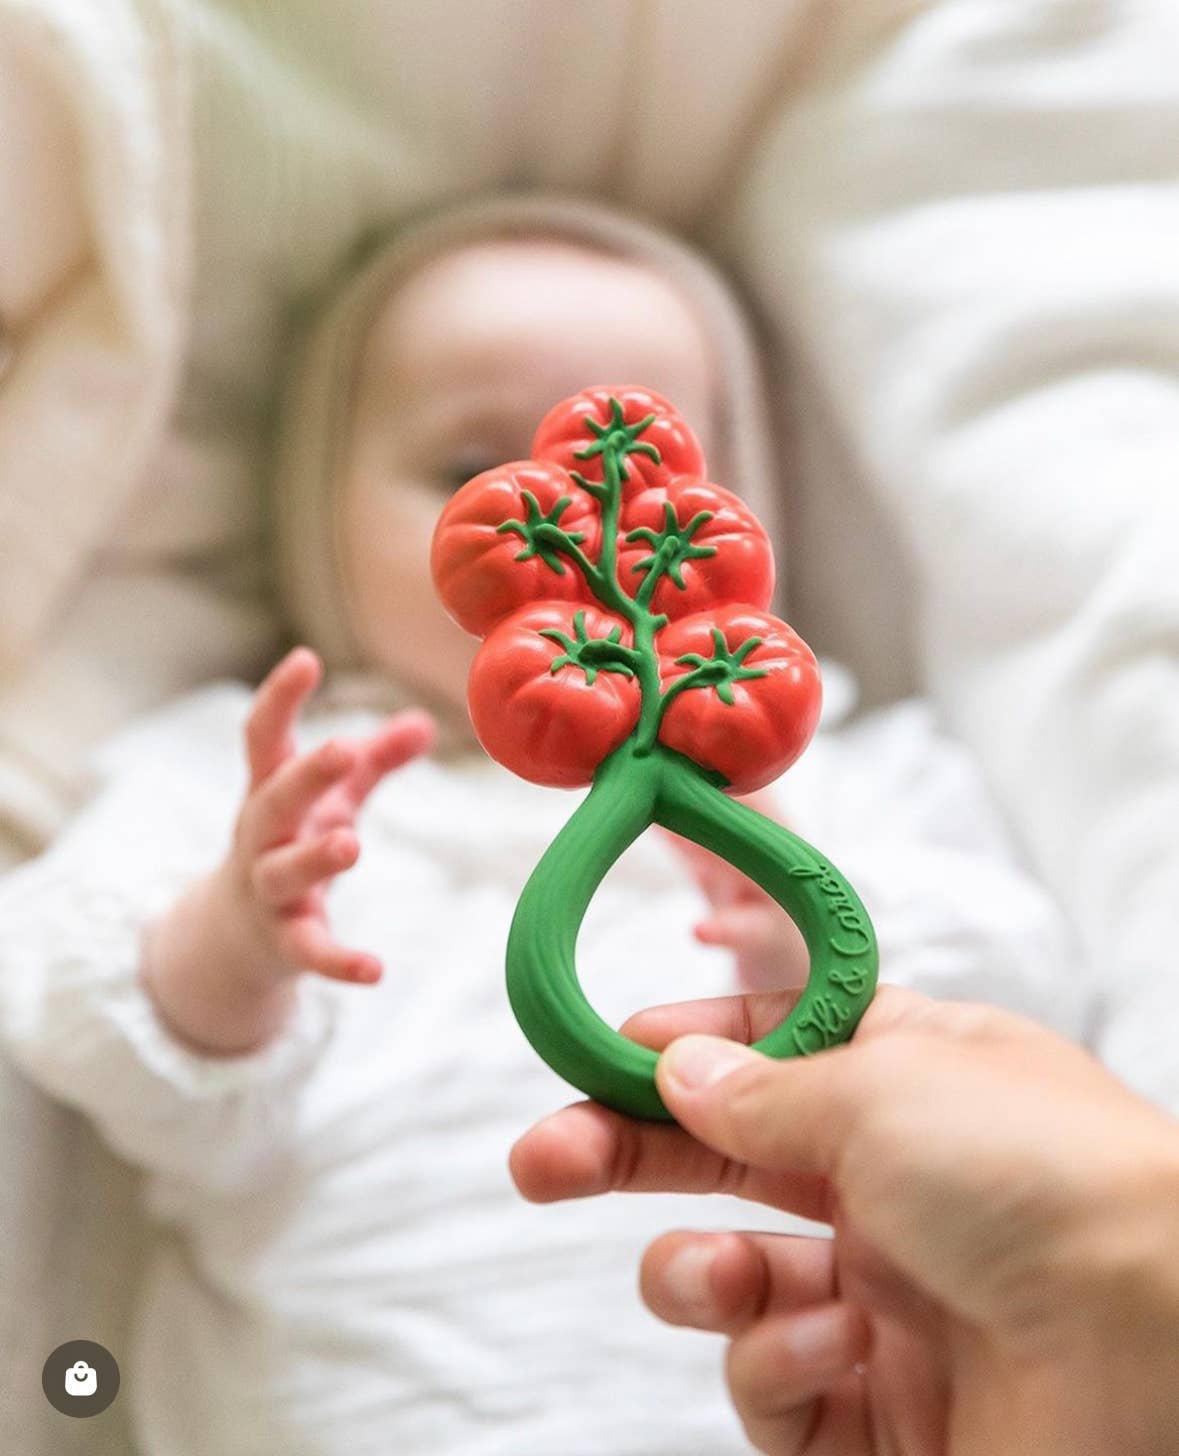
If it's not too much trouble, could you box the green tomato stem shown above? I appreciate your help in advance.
[564,424,680,752]
[555,413,765,750]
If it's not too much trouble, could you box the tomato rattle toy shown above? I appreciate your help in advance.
[431,386,878,1120]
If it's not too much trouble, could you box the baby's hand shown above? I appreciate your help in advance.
[665,789,809,992]
[224,646,436,984]
[141,648,435,1056]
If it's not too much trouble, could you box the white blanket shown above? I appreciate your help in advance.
[0,680,1086,1454]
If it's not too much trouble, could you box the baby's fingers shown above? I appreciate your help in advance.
[662,830,741,907]
[245,648,322,788]
[276,915,382,985]
[252,830,359,909]
[344,709,437,809]
[697,905,809,991]
[238,739,356,858]
[696,904,790,952]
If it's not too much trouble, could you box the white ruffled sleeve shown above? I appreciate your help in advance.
[728,2,1179,1110]
[0,684,339,1194]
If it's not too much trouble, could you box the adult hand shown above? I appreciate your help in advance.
[510,987,1179,1455]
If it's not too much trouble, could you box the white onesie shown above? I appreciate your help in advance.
[0,677,1089,1455]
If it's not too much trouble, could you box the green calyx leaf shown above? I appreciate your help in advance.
[567,470,608,502]
[672,627,767,705]
[572,396,663,483]
[625,501,716,591]
[497,490,587,574]
[539,609,639,686]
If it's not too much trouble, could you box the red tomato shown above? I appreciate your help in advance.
[616,479,775,620]
[431,460,601,638]
[468,603,641,789]
[657,606,821,794]
[531,385,706,497]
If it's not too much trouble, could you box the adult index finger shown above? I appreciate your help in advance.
[508,1097,831,1222]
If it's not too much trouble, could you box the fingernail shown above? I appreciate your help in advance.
[662,1241,717,1315]
[660,1035,756,1094]
[781,1307,850,1366]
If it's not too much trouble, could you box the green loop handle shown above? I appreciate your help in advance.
[506,739,879,1120]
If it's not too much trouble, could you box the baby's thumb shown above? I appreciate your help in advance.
[654,1034,860,1181]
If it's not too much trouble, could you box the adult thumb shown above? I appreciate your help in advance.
[654,1034,863,1180]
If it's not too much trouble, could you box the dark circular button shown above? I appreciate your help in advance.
[42,1341,120,1417]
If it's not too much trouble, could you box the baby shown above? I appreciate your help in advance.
[0,201,1089,1455]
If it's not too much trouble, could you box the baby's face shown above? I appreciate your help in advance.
[339,238,716,711]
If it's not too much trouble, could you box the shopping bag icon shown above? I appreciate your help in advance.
[64,1361,97,1397]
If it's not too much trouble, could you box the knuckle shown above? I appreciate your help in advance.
[712,1152,751,1199]
[734,1236,774,1326]
[942,999,1025,1044]
[606,1116,644,1194]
